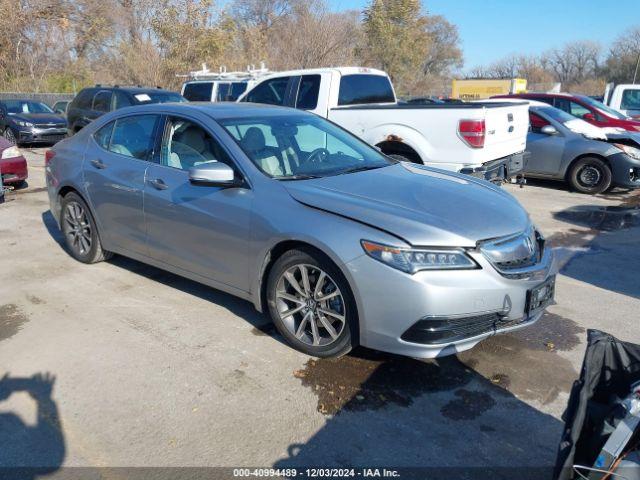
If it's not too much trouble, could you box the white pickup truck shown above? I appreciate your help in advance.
[604,83,640,118]
[237,67,529,181]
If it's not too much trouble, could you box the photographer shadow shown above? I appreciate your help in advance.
[0,372,65,479]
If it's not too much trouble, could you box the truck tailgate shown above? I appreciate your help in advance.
[482,102,528,160]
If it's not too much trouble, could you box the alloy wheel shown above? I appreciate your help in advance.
[275,264,346,347]
[64,201,92,256]
[3,129,16,144]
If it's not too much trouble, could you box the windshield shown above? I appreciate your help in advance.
[219,114,393,179]
[3,100,54,114]
[132,92,186,104]
[578,95,629,120]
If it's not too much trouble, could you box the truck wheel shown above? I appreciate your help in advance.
[568,157,612,194]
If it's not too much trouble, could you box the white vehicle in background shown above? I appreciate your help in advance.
[179,63,272,103]
[604,83,640,118]
[237,67,529,181]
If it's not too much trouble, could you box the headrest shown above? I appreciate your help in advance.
[177,126,206,153]
[241,127,266,152]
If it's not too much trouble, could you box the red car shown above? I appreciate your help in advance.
[492,93,640,132]
[0,136,28,186]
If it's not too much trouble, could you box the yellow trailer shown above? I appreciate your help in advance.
[451,78,527,100]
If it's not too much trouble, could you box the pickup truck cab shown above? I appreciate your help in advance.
[238,67,529,181]
[494,93,640,133]
[604,84,640,119]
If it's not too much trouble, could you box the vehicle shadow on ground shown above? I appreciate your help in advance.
[107,255,276,334]
[41,210,285,341]
[0,372,65,479]
[274,348,562,479]
[548,196,640,299]
[525,177,635,199]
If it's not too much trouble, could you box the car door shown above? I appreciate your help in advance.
[144,114,253,291]
[526,111,566,176]
[84,114,161,255]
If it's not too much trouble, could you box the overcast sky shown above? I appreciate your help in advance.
[327,0,639,71]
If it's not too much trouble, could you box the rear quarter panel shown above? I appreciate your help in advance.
[329,105,527,170]
[46,133,91,225]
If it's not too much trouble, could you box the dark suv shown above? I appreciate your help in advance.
[66,86,186,134]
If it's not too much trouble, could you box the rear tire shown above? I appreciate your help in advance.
[568,157,612,194]
[60,192,112,264]
[266,249,357,358]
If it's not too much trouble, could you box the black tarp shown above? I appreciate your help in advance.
[555,330,640,480]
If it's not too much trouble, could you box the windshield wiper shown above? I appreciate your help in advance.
[277,174,322,181]
[334,165,386,176]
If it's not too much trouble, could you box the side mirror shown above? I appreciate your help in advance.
[188,162,238,187]
[541,125,558,135]
[583,112,596,122]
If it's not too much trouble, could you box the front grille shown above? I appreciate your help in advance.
[480,226,544,276]
[401,312,528,345]
[35,123,65,129]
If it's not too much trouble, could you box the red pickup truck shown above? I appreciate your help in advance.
[493,93,640,132]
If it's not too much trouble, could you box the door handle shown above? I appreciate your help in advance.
[149,178,168,190]
[90,159,106,169]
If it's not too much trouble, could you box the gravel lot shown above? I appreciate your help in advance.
[1,148,639,477]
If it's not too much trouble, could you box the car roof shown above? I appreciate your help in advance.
[111,101,312,120]
[84,86,178,95]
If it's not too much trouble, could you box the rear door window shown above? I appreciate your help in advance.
[94,121,114,149]
[114,91,133,109]
[338,74,395,106]
[295,75,321,110]
[229,82,248,101]
[108,115,160,161]
[243,77,291,106]
[182,82,213,101]
[92,91,112,112]
[216,83,231,102]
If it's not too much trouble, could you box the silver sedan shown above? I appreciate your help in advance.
[45,102,555,358]
[526,104,640,193]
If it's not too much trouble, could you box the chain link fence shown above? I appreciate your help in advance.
[0,92,75,107]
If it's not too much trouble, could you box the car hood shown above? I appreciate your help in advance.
[10,113,66,125]
[283,163,530,247]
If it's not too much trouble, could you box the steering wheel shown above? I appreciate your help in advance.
[305,148,330,165]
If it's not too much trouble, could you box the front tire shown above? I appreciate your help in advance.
[568,157,612,194]
[266,249,357,358]
[60,192,112,264]
[3,128,17,145]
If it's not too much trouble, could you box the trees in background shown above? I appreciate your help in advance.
[0,0,462,95]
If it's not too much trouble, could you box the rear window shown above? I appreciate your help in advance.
[338,74,395,106]
[620,90,640,111]
[73,89,96,109]
[182,82,213,101]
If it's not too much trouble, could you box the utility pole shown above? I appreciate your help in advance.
[633,51,640,84]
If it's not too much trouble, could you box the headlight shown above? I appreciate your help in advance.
[614,143,640,160]
[15,120,33,128]
[1,145,21,159]
[361,240,478,273]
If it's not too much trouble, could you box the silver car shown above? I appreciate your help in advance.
[45,103,555,358]
[526,105,640,194]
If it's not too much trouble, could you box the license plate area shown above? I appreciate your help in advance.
[526,276,556,314]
